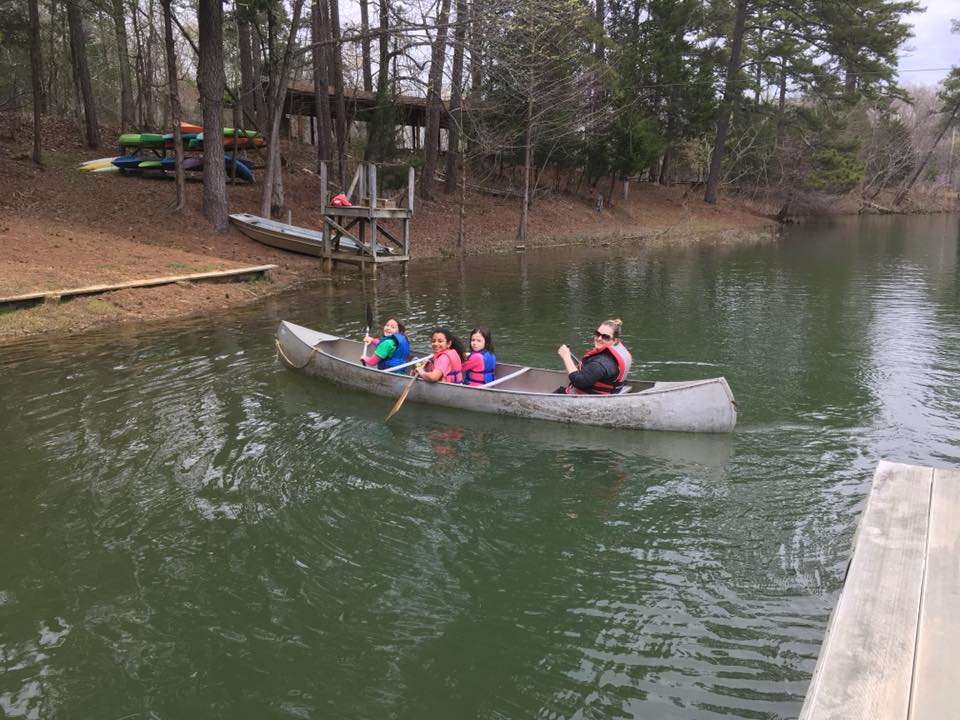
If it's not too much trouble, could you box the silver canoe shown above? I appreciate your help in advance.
[230,213,393,256]
[275,321,738,433]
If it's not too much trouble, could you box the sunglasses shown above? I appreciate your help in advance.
[594,330,613,341]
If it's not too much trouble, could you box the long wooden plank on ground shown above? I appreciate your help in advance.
[800,461,933,720]
[0,265,278,307]
[909,466,960,720]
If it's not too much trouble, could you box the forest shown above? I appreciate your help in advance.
[2,0,959,236]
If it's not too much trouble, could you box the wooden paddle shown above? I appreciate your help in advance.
[361,303,373,359]
[385,362,425,421]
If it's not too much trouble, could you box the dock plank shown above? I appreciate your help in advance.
[909,467,960,720]
[800,461,933,720]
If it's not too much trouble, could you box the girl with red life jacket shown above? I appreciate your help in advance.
[461,326,497,386]
[362,316,411,372]
[417,327,465,384]
[557,318,632,394]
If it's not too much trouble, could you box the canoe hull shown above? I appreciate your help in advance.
[276,321,737,433]
[231,214,396,257]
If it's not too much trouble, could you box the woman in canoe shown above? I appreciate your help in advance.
[461,326,497,386]
[557,318,632,394]
[417,327,465,383]
[362,316,410,372]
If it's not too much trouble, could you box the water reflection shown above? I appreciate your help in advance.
[1,215,959,718]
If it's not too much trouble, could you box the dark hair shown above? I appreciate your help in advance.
[431,327,466,360]
[384,315,406,334]
[468,326,494,352]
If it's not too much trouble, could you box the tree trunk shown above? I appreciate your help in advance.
[66,0,98,148]
[29,0,43,164]
[659,146,672,185]
[238,17,258,130]
[111,0,134,128]
[894,101,960,206]
[198,0,228,230]
[359,0,372,92]
[260,0,306,217]
[703,0,748,204]
[144,0,158,127]
[161,0,185,209]
[468,0,483,94]
[312,0,333,172]
[131,0,146,128]
[251,26,267,128]
[518,89,533,243]
[444,0,466,193]
[419,0,452,199]
[364,0,392,162]
[328,0,348,186]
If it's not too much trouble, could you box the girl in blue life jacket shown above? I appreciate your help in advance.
[362,316,410,372]
[460,326,497,386]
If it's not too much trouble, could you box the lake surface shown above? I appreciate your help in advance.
[2,214,959,719]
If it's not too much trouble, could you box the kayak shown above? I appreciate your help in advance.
[274,321,739,433]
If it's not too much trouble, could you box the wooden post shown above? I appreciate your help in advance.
[407,166,415,213]
[320,161,327,214]
[369,163,378,261]
[321,161,331,257]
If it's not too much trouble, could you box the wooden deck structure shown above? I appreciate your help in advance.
[319,161,412,274]
[800,460,960,719]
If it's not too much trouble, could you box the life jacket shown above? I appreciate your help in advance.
[462,350,496,386]
[429,348,462,383]
[377,333,410,372]
[567,342,632,395]
[330,193,352,207]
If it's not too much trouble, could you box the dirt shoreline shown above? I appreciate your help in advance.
[11,111,950,343]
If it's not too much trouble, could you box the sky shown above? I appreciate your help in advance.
[898,0,957,86]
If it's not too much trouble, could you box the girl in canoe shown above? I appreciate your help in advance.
[362,316,410,372]
[557,318,632,394]
[417,327,465,383]
[461,326,497,386]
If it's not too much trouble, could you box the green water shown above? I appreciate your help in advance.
[2,214,959,719]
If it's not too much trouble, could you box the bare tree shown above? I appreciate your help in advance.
[444,0,467,193]
[420,0,452,199]
[359,0,373,92]
[111,0,134,128]
[198,0,228,230]
[161,0,185,209]
[260,0,307,217]
[704,0,748,204]
[66,0,98,147]
[29,0,44,164]
[328,0,349,185]
[312,0,334,172]
[237,15,258,129]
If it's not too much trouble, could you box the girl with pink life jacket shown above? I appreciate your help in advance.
[416,328,465,383]
[460,326,497,386]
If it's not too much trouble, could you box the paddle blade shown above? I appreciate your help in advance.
[365,303,374,332]
[385,375,417,421]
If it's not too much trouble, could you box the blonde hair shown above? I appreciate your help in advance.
[601,318,623,339]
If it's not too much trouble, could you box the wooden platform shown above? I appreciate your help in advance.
[800,461,960,719]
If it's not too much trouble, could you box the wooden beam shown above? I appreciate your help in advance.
[800,461,933,720]
[0,265,279,308]
[909,466,960,719]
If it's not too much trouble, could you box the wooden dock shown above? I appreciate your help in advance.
[0,265,278,309]
[800,460,960,719]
